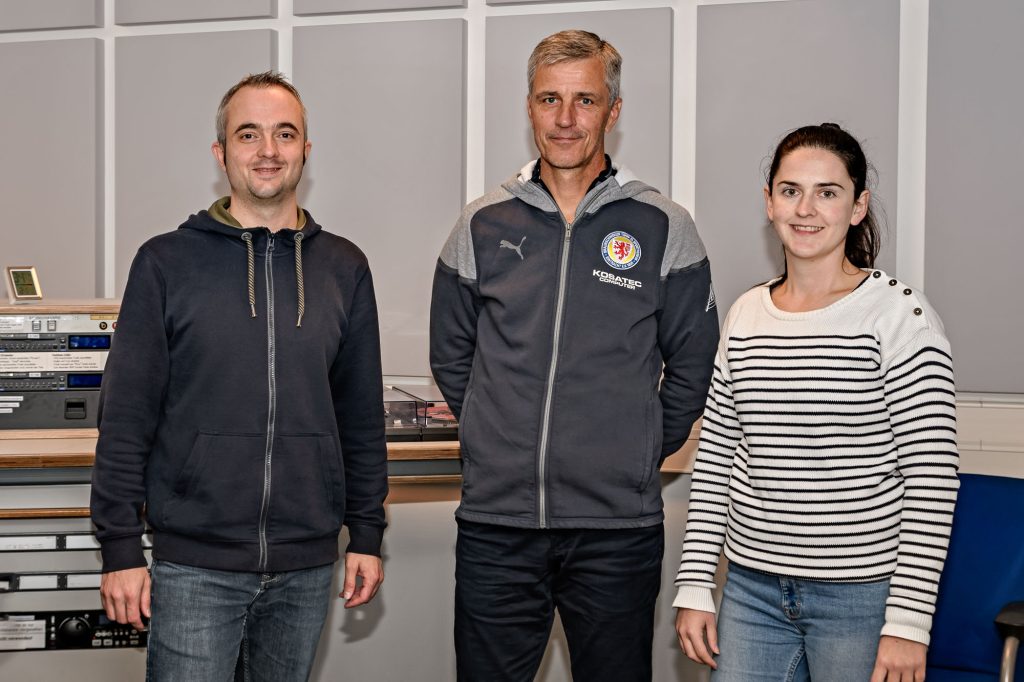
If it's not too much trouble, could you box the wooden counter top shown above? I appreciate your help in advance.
[0,427,698,472]
[0,299,120,315]
[0,429,465,469]
[0,425,698,518]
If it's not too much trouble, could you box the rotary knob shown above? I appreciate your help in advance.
[56,616,93,648]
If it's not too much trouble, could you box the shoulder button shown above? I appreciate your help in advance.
[903,288,912,295]
[872,271,881,278]
[889,279,897,286]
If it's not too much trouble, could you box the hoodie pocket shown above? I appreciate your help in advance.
[267,433,342,542]
[162,431,264,542]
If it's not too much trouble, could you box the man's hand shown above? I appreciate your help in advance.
[340,552,383,608]
[676,607,719,669]
[100,567,151,631]
[870,635,927,682]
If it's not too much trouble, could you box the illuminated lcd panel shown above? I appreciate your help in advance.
[67,374,103,388]
[68,335,111,350]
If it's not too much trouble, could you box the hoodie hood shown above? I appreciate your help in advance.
[177,205,320,327]
[179,199,321,243]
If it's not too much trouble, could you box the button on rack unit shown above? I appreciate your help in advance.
[0,610,147,651]
[0,304,117,429]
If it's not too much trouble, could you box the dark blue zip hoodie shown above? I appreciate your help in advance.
[91,206,388,573]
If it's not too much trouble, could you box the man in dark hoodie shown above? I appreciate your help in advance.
[90,71,388,681]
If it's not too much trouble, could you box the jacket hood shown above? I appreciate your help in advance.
[502,159,658,217]
[177,207,321,327]
[177,206,322,245]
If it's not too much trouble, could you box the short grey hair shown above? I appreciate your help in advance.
[215,71,308,148]
[527,30,622,103]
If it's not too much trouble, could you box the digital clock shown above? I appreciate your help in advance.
[5,266,43,303]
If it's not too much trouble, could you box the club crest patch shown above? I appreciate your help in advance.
[601,231,641,270]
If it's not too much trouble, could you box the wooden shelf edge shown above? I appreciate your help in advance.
[0,453,96,468]
[0,507,92,519]
[0,429,99,440]
[388,475,462,485]
[0,300,119,315]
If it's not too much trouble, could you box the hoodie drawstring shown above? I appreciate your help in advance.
[241,232,257,318]
[241,230,304,326]
[294,232,305,327]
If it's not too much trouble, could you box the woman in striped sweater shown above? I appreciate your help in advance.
[674,124,958,682]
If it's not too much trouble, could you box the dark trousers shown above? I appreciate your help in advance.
[454,519,664,682]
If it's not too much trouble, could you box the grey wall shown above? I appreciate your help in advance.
[695,0,900,315]
[295,0,466,14]
[115,30,275,290]
[925,0,1024,393]
[0,0,101,32]
[295,19,466,375]
[0,38,103,296]
[114,0,274,25]
[488,0,611,5]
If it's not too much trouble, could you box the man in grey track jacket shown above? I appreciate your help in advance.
[429,30,719,682]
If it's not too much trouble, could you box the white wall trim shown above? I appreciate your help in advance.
[464,0,487,203]
[896,0,929,290]
[102,0,116,298]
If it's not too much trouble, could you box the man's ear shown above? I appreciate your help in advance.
[604,97,622,133]
[212,141,226,171]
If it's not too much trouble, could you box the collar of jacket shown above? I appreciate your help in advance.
[207,196,308,231]
[178,206,321,248]
[506,158,655,217]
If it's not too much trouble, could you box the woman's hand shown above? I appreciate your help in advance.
[870,635,927,682]
[676,607,720,669]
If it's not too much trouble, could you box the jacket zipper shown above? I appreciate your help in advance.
[258,233,277,571]
[535,192,598,528]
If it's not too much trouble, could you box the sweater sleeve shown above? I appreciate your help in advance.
[879,329,959,645]
[429,214,481,421]
[330,265,389,557]
[673,341,742,613]
[90,248,169,572]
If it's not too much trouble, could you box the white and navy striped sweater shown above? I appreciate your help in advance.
[674,270,959,646]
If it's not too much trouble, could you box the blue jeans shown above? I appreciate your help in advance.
[712,563,888,682]
[147,560,333,682]
[455,520,664,682]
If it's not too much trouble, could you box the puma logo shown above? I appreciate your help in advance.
[499,236,526,260]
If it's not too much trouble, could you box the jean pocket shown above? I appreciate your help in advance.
[162,432,265,542]
[267,433,342,542]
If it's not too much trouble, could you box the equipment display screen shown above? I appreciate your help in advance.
[11,270,38,296]
[67,374,102,388]
[68,335,111,350]
[5,266,43,302]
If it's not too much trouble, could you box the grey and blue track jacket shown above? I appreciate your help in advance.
[91,208,388,573]
[430,161,719,529]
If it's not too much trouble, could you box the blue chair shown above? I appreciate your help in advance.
[928,473,1024,681]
